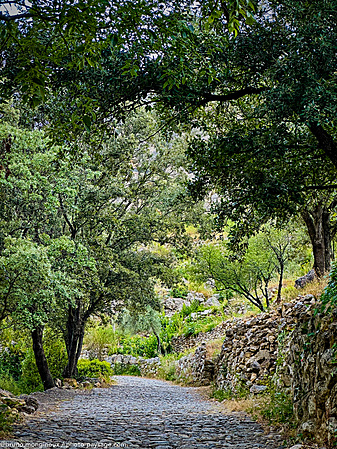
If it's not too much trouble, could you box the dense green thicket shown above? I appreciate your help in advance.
[0,107,204,389]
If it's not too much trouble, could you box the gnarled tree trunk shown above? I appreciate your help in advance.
[31,326,55,390]
[62,305,85,378]
[301,204,332,277]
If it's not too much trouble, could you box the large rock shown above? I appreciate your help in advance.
[19,395,39,413]
[204,295,221,307]
[164,297,190,317]
[294,269,316,288]
[186,292,206,304]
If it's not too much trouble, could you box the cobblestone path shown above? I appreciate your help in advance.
[1,376,284,449]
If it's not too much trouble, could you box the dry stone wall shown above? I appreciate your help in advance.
[213,296,316,393]
[175,343,215,386]
[171,322,228,353]
[276,304,337,446]
[108,354,161,377]
[106,293,337,446]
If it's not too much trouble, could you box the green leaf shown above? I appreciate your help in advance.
[83,115,91,132]
[110,34,119,47]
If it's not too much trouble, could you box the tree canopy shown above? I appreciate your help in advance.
[0,106,204,384]
[1,0,337,390]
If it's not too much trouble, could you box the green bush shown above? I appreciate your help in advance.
[119,334,158,358]
[112,363,141,376]
[180,299,200,318]
[45,338,68,379]
[261,387,295,426]
[0,403,17,436]
[20,349,44,393]
[211,388,232,401]
[211,379,250,401]
[84,325,119,360]
[77,359,112,380]
[170,286,188,298]
[0,374,22,396]
[320,263,337,313]
[183,325,196,337]
[0,346,24,381]
[19,337,68,394]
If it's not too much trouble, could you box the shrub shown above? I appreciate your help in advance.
[0,403,17,437]
[260,387,295,426]
[211,379,250,401]
[211,389,232,401]
[180,299,200,318]
[84,325,119,360]
[112,363,141,376]
[119,334,158,358]
[44,338,68,379]
[19,337,68,394]
[183,325,196,337]
[20,349,44,393]
[170,286,188,298]
[0,346,24,381]
[77,359,112,381]
[0,374,22,396]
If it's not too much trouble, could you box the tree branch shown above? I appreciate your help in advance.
[0,12,32,21]
[197,87,266,106]
[309,122,337,170]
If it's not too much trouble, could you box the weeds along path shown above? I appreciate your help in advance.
[1,376,284,449]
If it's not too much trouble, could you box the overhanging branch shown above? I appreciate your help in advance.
[197,87,266,106]
[309,122,337,170]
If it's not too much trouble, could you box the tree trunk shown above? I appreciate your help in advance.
[323,208,332,273]
[277,261,284,302]
[301,204,332,277]
[62,305,85,378]
[309,123,337,171]
[154,331,162,355]
[31,326,55,391]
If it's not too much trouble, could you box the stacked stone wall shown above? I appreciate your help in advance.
[213,295,315,393]
[106,294,337,445]
[175,342,214,386]
[276,305,337,446]
[108,354,161,377]
[171,322,228,353]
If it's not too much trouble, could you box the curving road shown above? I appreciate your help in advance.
[1,376,284,449]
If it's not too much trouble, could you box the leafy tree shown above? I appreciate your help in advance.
[0,0,256,107]
[189,228,296,311]
[0,108,203,383]
[6,0,334,272]
[187,116,337,276]
[159,0,337,275]
[121,305,162,354]
[0,237,55,389]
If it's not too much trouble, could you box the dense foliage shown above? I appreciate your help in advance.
[0,107,203,387]
[0,0,336,401]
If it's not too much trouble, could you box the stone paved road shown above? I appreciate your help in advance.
[0,376,284,449]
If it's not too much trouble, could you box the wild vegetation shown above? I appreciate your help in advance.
[0,0,337,442]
